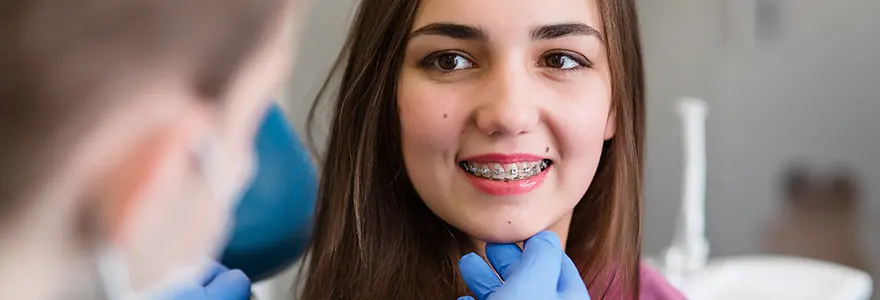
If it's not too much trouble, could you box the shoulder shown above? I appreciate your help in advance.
[638,262,687,300]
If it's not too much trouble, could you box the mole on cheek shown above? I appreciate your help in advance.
[545,146,550,153]
[443,113,448,119]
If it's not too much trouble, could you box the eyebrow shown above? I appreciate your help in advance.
[530,23,603,42]
[409,23,487,41]
[408,22,603,43]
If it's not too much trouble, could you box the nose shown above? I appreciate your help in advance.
[474,70,539,137]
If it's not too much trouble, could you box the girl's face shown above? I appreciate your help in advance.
[398,0,615,243]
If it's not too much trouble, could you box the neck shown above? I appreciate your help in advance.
[0,194,104,300]
[471,212,573,258]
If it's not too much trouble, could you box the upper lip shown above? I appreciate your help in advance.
[459,153,548,164]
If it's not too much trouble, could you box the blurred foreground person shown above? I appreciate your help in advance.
[0,0,302,298]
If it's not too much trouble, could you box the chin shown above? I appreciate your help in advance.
[457,218,550,244]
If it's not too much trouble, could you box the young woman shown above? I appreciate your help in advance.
[302,0,684,298]
[0,0,300,298]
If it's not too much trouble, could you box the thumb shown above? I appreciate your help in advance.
[204,269,251,299]
[558,253,590,298]
[459,252,502,300]
[506,231,563,283]
[199,260,230,285]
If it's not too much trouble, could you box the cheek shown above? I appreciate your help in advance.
[560,100,610,146]
[551,81,612,187]
[397,77,465,163]
[397,75,471,214]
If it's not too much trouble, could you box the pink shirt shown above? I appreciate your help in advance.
[595,262,687,299]
[638,263,687,300]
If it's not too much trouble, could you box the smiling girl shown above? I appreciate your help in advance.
[301,0,683,299]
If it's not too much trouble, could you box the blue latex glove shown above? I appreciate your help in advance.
[168,260,251,300]
[457,231,590,300]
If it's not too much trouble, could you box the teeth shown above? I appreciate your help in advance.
[480,166,491,178]
[504,163,518,180]
[491,163,504,180]
[460,159,552,181]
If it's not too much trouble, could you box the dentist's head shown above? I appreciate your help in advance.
[0,0,302,298]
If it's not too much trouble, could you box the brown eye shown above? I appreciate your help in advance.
[540,52,587,70]
[426,53,474,71]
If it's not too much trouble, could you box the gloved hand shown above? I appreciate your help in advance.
[457,231,590,300]
[167,260,252,300]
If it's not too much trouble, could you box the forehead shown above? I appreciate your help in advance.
[412,0,603,34]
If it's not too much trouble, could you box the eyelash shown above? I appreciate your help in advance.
[418,50,476,72]
[418,50,592,73]
[539,50,593,73]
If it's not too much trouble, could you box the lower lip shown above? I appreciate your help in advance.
[462,167,550,196]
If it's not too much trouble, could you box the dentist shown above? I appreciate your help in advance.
[0,0,304,298]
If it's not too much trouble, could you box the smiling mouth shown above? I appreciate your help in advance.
[458,159,553,182]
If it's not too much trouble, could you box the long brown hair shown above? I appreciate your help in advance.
[302,0,644,298]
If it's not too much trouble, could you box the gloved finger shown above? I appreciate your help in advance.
[199,260,231,284]
[505,231,563,287]
[558,251,589,298]
[457,297,476,300]
[204,269,251,300]
[485,242,522,280]
[459,252,502,300]
[167,286,205,299]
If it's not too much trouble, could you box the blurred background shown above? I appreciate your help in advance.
[266,0,880,298]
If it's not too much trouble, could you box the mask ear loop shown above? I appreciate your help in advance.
[192,132,262,300]
[93,133,241,300]
[193,133,235,207]
[192,131,258,206]
[191,131,262,263]
[92,133,174,300]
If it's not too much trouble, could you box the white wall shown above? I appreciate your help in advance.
[279,0,358,138]
[266,1,360,299]
[640,0,880,256]
[639,0,880,296]
[638,0,730,256]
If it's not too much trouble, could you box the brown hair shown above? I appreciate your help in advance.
[302,0,644,298]
[0,0,286,215]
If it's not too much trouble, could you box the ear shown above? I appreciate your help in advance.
[603,110,616,140]
[94,104,214,247]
